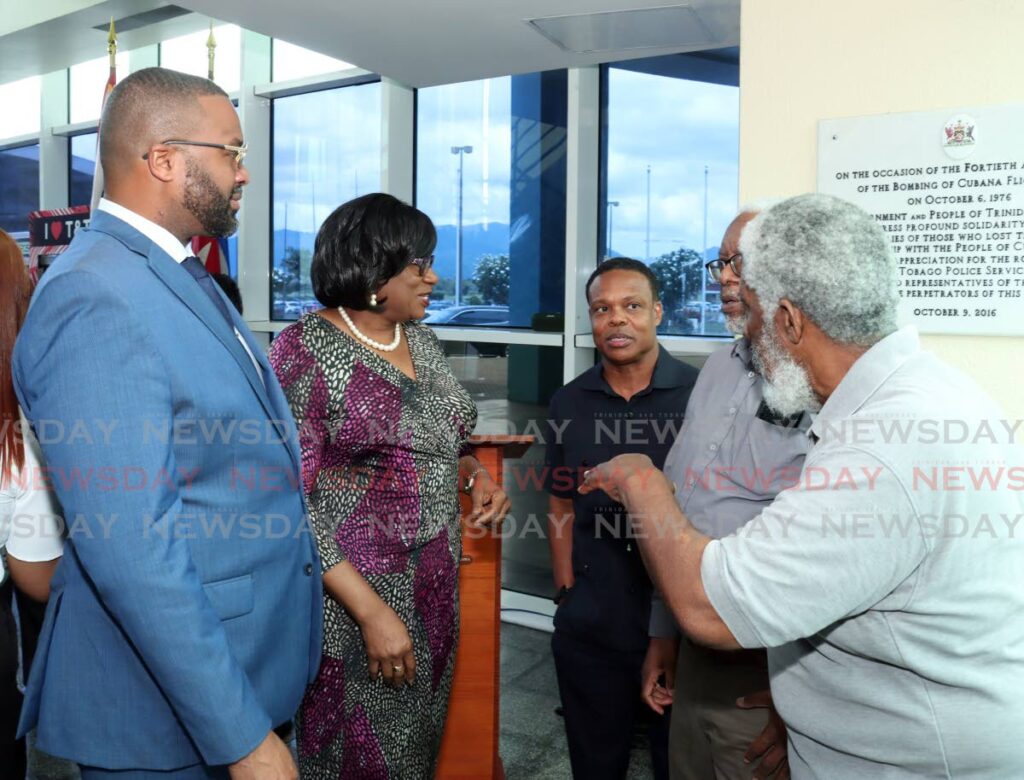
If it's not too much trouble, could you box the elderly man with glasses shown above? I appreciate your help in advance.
[585,194,1024,780]
[640,205,810,780]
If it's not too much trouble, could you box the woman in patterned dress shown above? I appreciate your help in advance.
[269,193,511,779]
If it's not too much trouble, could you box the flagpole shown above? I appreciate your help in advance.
[88,19,117,211]
[193,22,229,274]
[206,23,217,81]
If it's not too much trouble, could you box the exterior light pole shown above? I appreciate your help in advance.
[700,164,709,334]
[645,165,652,261]
[451,145,473,306]
[606,201,619,259]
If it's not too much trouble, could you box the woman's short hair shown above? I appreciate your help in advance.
[311,193,437,311]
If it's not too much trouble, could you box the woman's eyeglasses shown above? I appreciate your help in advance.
[409,255,435,277]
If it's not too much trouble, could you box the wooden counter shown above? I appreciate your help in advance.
[436,435,533,779]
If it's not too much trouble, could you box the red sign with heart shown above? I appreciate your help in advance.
[28,206,91,280]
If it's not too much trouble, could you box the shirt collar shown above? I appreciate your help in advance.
[731,336,754,369]
[650,345,695,389]
[98,198,192,264]
[576,345,689,397]
[808,325,921,443]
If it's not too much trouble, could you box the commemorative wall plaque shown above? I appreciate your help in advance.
[818,104,1024,336]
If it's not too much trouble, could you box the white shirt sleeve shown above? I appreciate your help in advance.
[700,446,926,648]
[6,423,64,563]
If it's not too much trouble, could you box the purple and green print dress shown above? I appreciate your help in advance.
[268,314,477,779]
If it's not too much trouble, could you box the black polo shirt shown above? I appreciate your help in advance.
[544,346,698,654]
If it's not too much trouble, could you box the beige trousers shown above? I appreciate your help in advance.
[669,638,771,780]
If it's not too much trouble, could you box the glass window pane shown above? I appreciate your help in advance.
[69,52,130,123]
[440,341,563,596]
[0,144,40,234]
[272,40,353,82]
[69,132,98,207]
[271,82,382,320]
[0,76,41,138]
[603,64,739,337]
[417,72,567,329]
[160,24,241,92]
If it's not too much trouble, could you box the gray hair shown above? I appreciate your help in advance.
[737,198,781,217]
[739,193,899,347]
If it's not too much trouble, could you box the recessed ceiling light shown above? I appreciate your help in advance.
[91,5,192,33]
[526,5,711,54]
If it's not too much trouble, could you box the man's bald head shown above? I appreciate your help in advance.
[99,67,227,185]
[718,203,777,335]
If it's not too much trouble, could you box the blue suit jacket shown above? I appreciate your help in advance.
[13,211,323,770]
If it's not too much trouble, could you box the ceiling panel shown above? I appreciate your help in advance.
[0,0,739,88]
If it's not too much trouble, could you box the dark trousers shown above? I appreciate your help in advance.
[1,578,27,780]
[15,587,46,680]
[552,630,670,780]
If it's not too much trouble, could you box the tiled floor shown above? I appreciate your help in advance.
[499,622,656,779]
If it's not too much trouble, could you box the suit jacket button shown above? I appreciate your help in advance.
[303,563,314,576]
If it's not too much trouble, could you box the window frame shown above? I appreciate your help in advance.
[265,71,384,322]
[597,57,740,343]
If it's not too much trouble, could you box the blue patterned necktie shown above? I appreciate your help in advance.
[181,255,233,328]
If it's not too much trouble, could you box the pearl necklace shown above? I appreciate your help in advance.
[338,307,401,352]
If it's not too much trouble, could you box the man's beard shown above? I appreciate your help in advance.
[725,311,748,336]
[721,289,747,335]
[751,318,821,417]
[183,157,239,238]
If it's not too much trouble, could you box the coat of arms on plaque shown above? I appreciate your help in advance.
[942,114,977,159]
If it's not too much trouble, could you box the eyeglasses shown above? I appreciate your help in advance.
[704,253,743,282]
[409,255,435,277]
[142,140,249,166]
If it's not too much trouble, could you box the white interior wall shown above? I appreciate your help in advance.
[739,0,1024,418]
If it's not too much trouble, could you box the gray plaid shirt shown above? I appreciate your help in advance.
[649,338,810,637]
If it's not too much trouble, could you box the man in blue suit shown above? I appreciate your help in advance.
[13,67,322,778]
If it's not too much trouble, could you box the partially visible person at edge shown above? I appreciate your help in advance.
[268,192,511,779]
[212,272,243,315]
[580,193,1024,779]
[641,206,808,780]
[545,258,698,779]
[0,228,64,779]
[14,67,321,779]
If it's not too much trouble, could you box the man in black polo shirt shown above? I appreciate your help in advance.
[546,258,698,779]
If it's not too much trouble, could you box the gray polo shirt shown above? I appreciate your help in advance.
[702,326,1024,779]
[650,339,810,637]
